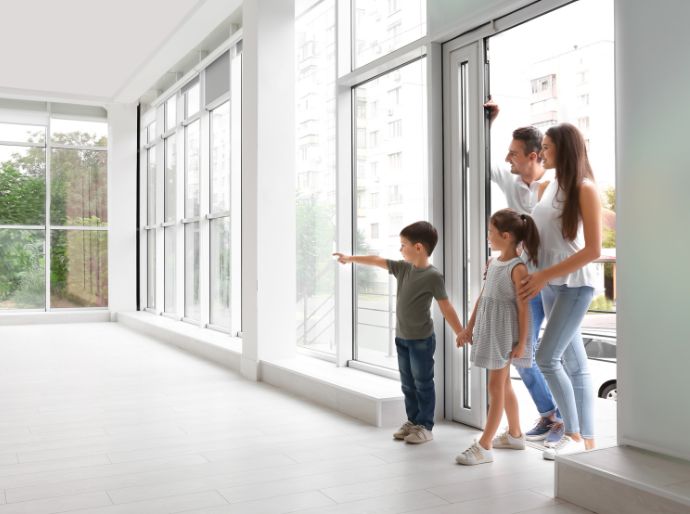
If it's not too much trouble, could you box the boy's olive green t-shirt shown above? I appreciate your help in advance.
[386,259,448,340]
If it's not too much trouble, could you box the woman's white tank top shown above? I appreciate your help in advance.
[530,179,598,288]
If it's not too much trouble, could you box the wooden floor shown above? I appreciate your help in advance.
[0,323,592,513]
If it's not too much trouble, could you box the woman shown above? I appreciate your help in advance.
[519,123,601,460]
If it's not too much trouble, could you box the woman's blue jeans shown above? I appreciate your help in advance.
[536,284,595,438]
[516,294,561,419]
[396,334,435,430]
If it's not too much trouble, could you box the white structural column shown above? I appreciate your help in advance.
[615,0,690,461]
[107,103,139,314]
[241,0,296,380]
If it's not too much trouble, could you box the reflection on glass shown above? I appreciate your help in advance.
[353,58,428,369]
[164,135,176,223]
[148,121,157,144]
[184,222,200,320]
[164,227,176,313]
[51,119,107,146]
[51,230,107,308]
[210,217,231,329]
[185,120,200,218]
[185,83,200,118]
[147,148,156,225]
[147,230,155,309]
[353,0,426,68]
[210,102,231,213]
[166,96,177,132]
[0,123,45,144]
[51,148,107,226]
[0,145,46,225]
[0,229,45,309]
[295,0,337,354]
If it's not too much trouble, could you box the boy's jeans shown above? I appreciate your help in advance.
[395,334,435,431]
[515,294,561,419]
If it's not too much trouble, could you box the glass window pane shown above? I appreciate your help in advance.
[147,229,155,309]
[185,120,200,218]
[165,96,177,132]
[0,145,46,225]
[353,58,428,369]
[210,217,231,329]
[51,119,107,146]
[164,135,176,223]
[51,230,107,308]
[147,148,156,225]
[148,121,157,144]
[164,227,176,313]
[353,0,426,68]
[185,83,201,118]
[210,102,231,213]
[0,123,45,144]
[295,0,336,354]
[51,148,107,226]
[184,222,200,320]
[0,229,45,309]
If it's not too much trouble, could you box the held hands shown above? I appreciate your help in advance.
[518,271,547,301]
[456,327,473,347]
[332,252,352,265]
[510,344,526,360]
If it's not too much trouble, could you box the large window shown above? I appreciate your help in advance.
[353,59,428,369]
[296,2,429,371]
[0,106,108,311]
[140,42,242,336]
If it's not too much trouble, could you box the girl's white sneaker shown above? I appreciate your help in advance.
[456,441,494,465]
[492,429,525,450]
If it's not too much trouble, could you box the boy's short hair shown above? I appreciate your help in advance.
[400,221,438,256]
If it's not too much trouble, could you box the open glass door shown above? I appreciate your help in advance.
[443,39,488,429]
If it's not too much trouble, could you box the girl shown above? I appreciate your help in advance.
[455,208,540,465]
[518,123,602,460]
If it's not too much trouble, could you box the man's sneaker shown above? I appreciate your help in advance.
[542,435,583,460]
[525,417,555,441]
[404,425,433,444]
[492,429,526,450]
[393,421,415,440]
[456,441,494,465]
[544,422,565,448]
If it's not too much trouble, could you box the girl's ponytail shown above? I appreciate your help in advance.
[520,213,540,267]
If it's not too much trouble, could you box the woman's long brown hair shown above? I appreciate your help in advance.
[545,123,595,241]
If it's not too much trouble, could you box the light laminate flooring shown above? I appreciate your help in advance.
[0,323,593,513]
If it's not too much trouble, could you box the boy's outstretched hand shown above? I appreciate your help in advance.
[332,252,351,264]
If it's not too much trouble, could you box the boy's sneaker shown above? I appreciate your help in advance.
[393,421,415,440]
[492,429,526,450]
[404,425,433,444]
[544,422,565,448]
[525,417,555,441]
[456,441,494,465]
[543,435,583,460]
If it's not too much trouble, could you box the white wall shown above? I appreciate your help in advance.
[615,0,690,461]
[107,103,139,314]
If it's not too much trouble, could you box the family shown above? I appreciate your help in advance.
[333,99,601,465]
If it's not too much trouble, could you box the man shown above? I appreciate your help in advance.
[485,99,563,446]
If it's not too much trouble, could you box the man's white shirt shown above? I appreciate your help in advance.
[491,163,554,215]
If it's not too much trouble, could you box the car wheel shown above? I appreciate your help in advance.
[600,381,617,401]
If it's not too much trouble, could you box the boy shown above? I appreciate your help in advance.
[334,221,463,444]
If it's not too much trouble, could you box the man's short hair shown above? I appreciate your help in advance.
[512,126,543,159]
[400,221,438,256]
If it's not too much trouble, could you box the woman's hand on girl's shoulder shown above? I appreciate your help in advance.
[518,271,547,301]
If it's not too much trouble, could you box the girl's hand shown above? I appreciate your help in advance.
[511,344,526,360]
[518,271,547,300]
[332,252,351,264]
[456,328,473,347]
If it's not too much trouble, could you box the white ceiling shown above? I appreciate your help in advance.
[0,0,239,105]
